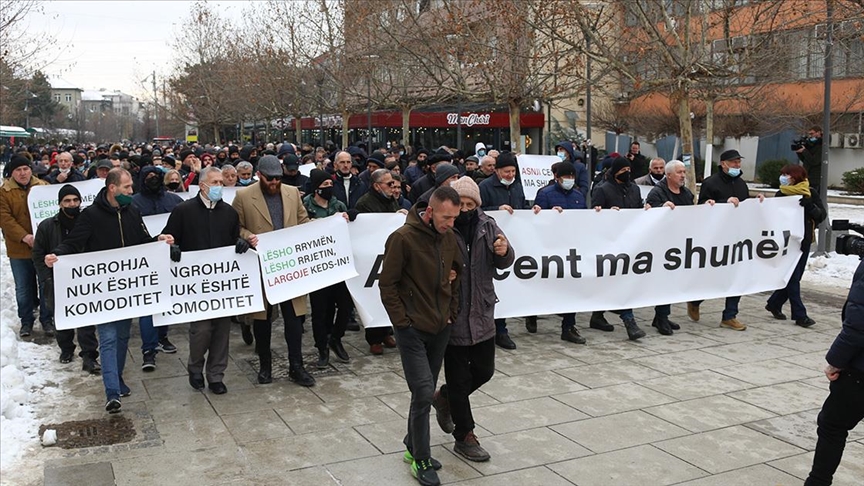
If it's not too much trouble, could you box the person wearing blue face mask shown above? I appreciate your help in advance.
[687,149,765,332]
[162,166,253,395]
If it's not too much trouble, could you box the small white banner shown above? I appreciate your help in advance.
[255,216,358,304]
[175,185,200,200]
[28,179,104,233]
[517,155,558,201]
[153,246,265,326]
[299,164,315,177]
[345,197,805,327]
[53,241,172,330]
[142,213,170,237]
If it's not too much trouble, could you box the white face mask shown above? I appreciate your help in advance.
[500,178,514,186]
[559,178,575,190]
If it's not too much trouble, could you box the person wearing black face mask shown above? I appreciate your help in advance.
[302,169,354,368]
[32,184,100,373]
[590,156,648,341]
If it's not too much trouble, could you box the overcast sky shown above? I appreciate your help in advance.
[32,1,254,99]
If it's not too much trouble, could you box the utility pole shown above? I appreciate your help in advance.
[815,0,833,255]
[152,71,160,137]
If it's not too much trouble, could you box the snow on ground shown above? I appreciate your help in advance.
[801,203,864,290]
[0,237,91,485]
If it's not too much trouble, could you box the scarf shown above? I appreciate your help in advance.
[779,180,810,197]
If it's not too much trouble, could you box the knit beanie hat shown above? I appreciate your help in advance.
[58,184,82,204]
[450,176,481,207]
[309,168,331,190]
[556,162,576,178]
[495,152,518,169]
[434,162,460,186]
[610,156,631,175]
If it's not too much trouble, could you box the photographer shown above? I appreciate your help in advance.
[795,126,823,193]
[805,253,864,486]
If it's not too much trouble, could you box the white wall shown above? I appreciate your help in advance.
[826,148,863,187]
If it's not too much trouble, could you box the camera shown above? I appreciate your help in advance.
[832,220,864,257]
[791,136,815,152]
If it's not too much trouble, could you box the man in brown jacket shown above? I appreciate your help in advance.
[379,186,463,486]
[0,155,51,337]
[232,155,314,387]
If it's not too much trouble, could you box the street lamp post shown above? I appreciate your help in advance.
[367,74,372,152]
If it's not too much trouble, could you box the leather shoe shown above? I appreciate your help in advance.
[82,358,101,375]
[257,353,272,384]
[525,316,538,333]
[383,335,397,348]
[795,316,816,328]
[561,328,586,344]
[370,343,384,355]
[652,316,673,336]
[316,348,330,369]
[189,373,205,390]
[241,323,254,345]
[765,305,787,320]
[687,302,700,322]
[495,333,516,350]
[208,382,227,394]
[589,312,614,332]
[329,339,350,362]
[60,351,74,364]
[289,364,315,387]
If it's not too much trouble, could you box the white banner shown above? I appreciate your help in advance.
[28,179,104,233]
[53,241,173,330]
[299,164,315,177]
[255,216,358,304]
[142,213,169,237]
[153,246,265,326]
[346,197,805,328]
[175,185,200,200]
[517,155,558,201]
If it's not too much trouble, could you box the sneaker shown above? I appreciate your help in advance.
[720,318,747,331]
[83,358,101,375]
[795,316,816,328]
[59,351,75,364]
[561,327,586,344]
[19,325,32,337]
[687,302,700,322]
[525,316,538,333]
[141,351,157,372]
[42,322,55,337]
[329,339,350,363]
[383,335,397,348]
[120,384,132,397]
[105,398,122,414]
[411,458,441,486]
[652,316,673,336]
[432,387,454,433]
[403,450,442,470]
[589,312,614,332]
[370,343,384,355]
[765,305,787,320]
[495,333,516,350]
[241,323,254,345]
[156,337,177,354]
[623,317,646,341]
[454,431,491,462]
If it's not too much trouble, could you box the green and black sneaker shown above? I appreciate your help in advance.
[410,458,441,486]
[403,450,442,470]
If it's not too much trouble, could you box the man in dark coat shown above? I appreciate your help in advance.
[31,184,99,372]
[46,152,86,184]
[553,141,590,197]
[332,151,368,209]
[687,149,764,331]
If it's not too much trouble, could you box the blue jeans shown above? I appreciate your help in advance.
[9,258,50,328]
[139,315,168,354]
[97,319,132,400]
[767,241,810,320]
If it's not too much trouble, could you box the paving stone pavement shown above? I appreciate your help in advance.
[35,288,864,486]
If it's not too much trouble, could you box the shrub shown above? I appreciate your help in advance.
[842,168,864,195]
[694,157,718,183]
[756,159,789,188]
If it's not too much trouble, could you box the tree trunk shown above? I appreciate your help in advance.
[508,99,521,152]
[213,124,219,145]
[294,114,303,146]
[675,92,697,198]
[341,109,350,149]
[704,98,715,181]
[401,105,412,146]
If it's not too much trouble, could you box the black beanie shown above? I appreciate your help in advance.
[309,168,331,190]
[7,155,31,173]
[495,152,518,169]
[179,149,194,162]
[556,161,576,178]
[58,184,82,204]
[610,156,631,176]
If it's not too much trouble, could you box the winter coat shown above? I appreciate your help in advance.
[645,180,695,208]
[797,141,823,190]
[232,181,309,318]
[591,176,642,209]
[0,176,50,258]
[697,170,749,205]
[332,173,367,210]
[409,172,436,203]
[46,168,86,184]
[826,258,864,373]
[162,196,240,252]
[32,213,70,284]
[478,177,528,212]
[450,210,514,346]
[534,182,587,210]
[302,194,347,219]
[634,173,663,187]
[379,203,463,335]
[554,141,590,197]
[403,164,424,186]
[356,189,401,214]
[774,189,826,250]
[132,166,184,216]
[52,187,154,255]
[629,153,650,179]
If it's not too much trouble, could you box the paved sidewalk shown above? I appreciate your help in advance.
[31,289,864,485]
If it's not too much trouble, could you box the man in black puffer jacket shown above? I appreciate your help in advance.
[590,156,646,341]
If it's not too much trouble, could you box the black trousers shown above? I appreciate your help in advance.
[310,281,353,350]
[443,337,496,441]
[805,369,864,486]
[366,326,393,345]
[253,302,304,367]
[56,325,98,359]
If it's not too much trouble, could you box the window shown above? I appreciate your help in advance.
[65,94,72,102]
[53,94,60,102]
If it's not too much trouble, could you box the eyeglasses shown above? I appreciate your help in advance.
[381,181,396,187]
[261,174,281,182]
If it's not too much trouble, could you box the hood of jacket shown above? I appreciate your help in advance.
[555,141,578,163]
[138,165,165,195]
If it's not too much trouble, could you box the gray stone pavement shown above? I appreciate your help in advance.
[35,286,864,486]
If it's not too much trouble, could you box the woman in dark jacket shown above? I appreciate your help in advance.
[766,164,827,327]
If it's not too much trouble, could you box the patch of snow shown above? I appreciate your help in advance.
[800,203,864,290]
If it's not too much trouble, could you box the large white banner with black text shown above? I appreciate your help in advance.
[346,197,805,328]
